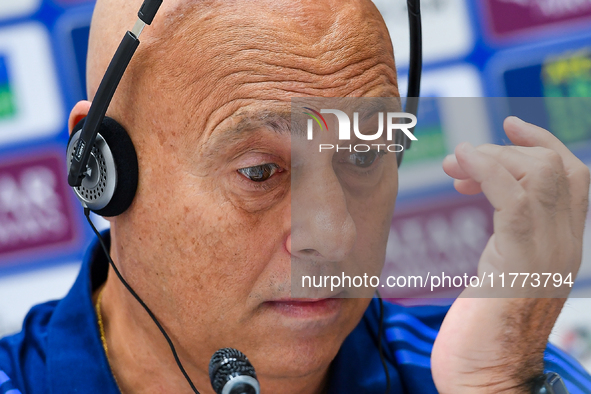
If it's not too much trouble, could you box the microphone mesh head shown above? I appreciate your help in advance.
[209,348,258,394]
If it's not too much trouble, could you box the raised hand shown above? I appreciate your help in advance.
[432,117,590,393]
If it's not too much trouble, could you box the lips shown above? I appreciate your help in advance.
[265,297,343,319]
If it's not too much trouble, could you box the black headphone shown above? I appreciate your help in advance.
[66,0,160,216]
[67,116,138,216]
[66,1,422,393]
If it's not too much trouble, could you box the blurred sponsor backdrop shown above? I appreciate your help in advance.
[0,0,590,371]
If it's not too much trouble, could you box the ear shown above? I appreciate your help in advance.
[68,101,92,135]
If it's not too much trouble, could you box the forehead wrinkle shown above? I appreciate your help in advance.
[161,0,344,38]
[197,58,396,104]
[144,50,397,149]
[250,48,394,82]
[129,0,397,149]
[144,0,394,83]
[156,33,397,126]
[240,16,392,76]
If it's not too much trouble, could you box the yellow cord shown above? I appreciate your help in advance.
[95,287,109,357]
[95,287,123,392]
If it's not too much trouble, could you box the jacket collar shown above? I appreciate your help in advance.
[47,231,119,394]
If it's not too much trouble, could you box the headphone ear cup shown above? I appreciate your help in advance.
[67,117,138,217]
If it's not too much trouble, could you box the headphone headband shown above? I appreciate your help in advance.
[397,0,423,166]
[67,0,163,187]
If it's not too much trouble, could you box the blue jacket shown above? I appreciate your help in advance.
[1,234,590,393]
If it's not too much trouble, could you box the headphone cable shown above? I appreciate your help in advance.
[84,209,201,394]
[86,209,393,394]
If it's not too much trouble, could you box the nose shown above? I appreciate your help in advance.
[291,163,356,263]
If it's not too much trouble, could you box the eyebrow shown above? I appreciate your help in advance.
[231,110,293,135]
[200,110,295,161]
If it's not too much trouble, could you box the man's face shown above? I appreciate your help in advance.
[108,0,399,381]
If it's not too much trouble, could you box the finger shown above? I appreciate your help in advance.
[453,178,482,195]
[476,144,571,223]
[449,143,566,195]
[477,144,567,183]
[504,117,590,236]
[455,143,540,254]
[476,144,530,181]
[444,143,560,182]
[455,142,525,212]
[504,117,590,195]
[443,154,471,180]
[504,116,577,170]
[444,152,483,193]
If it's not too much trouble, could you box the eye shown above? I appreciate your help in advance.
[238,163,282,182]
[342,151,386,168]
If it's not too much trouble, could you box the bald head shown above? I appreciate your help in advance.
[86,0,398,137]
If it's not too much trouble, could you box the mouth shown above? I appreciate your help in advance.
[264,294,345,320]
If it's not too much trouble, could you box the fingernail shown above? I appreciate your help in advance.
[444,154,455,162]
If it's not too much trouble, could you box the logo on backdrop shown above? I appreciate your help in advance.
[498,0,591,16]
[0,56,16,122]
[485,0,591,39]
[304,108,417,152]
[0,152,77,262]
[0,23,63,148]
